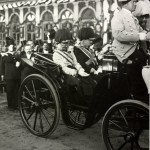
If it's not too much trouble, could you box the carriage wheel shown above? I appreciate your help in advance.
[68,109,87,128]
[102,100,149,150]
[18,74,60,137]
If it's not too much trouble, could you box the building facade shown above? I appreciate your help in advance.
[0,0,117,49]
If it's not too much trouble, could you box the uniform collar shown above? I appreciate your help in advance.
[122,8,133,17]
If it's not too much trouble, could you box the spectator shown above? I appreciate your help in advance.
[1,36,21,110]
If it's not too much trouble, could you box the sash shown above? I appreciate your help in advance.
[76,46,98,66]
[55,50,74,65]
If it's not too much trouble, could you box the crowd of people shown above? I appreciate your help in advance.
[0,0,150,113]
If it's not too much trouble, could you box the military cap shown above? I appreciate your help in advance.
[78,27,95,41]
[5,36,15,47]
[55,29,73,43]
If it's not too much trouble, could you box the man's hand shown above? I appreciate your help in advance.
[139,32,147,41]
[78,69,89,77]
[146,32,150,40]
[1,75,4,81]
[70,69,77,77]
[1,53,8,57]
[16,61,20,68]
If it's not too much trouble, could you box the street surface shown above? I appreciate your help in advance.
[0,93,106,150]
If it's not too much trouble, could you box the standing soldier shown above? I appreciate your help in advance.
[111,0,150,101]
[1,37,21,110]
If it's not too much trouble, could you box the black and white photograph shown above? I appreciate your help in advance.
[0,0,149,149]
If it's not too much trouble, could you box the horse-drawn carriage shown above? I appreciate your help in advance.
[18,51,149,150]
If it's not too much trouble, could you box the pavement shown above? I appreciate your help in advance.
[0,92,6,105]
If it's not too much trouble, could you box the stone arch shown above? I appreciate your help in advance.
[40,10,53,21]
[8,13,20,24]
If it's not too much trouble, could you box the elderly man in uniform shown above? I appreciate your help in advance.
[111,0,150,101]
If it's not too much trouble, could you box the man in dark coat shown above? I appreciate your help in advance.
[74,27,99,74]
[2,36,21,109]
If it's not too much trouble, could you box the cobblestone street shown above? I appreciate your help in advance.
[0,92,106,150]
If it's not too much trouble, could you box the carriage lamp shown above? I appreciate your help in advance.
[102,56,118,72]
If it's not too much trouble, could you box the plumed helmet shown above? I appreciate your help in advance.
[55,28,73,43]
[78,27,95,41]
[5,36,15,47]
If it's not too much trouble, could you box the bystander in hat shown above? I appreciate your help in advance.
[5,36,15,47]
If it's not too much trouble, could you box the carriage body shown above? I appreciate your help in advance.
[18,52,149,150]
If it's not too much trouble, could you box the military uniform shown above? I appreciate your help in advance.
[111,6,148,100]
[74,46,98,74]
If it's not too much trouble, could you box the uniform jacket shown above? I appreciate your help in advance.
[74,46,98,73]
[2,53,21,80]
[53,49,83,76]
[111,8,147,63]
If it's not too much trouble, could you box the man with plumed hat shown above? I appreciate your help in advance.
[111,0,150,101]
[1,36,21,110]
[73,27,99,75]
[53,29,97,104]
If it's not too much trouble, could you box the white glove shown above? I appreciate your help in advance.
[31,57,35,63]
[1,53,8,57]
[139,32,147,41]
[70,69,77,77]
[78,69,90,77]
[16,61,20,68]
[1,75,4,81]
[146,32,150,40]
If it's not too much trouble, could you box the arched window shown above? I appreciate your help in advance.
[0,14,5,51]
[80,8,95,29]
[60,10,73,30]
[25,13,36,41]
[9,14,20,45]
[41,11,53,41]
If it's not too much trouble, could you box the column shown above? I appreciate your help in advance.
[36,6,40,25]
[53,4,58,23]
[73,2,79,22]
[95,0,102,20]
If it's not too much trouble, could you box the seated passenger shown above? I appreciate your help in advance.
[73,27,98,74]
[53,29,96,99]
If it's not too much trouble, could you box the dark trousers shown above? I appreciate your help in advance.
[6,79,20,109]
[126,49,148,101]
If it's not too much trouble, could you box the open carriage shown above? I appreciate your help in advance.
[18,52,149,150]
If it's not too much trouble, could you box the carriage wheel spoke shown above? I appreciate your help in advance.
[43,108,54,117]
[33,110,38,130]
[22,95,34,104]
[25,85,34,100]
[119,109,129,126]
[117,140,128,150]
[109,120,124,130]
[135,141,142,150]
[31,80,37,99]
[40,109,52,127]
[131,141,134,150]
[39,111,44,132]
[26,109,35,121]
